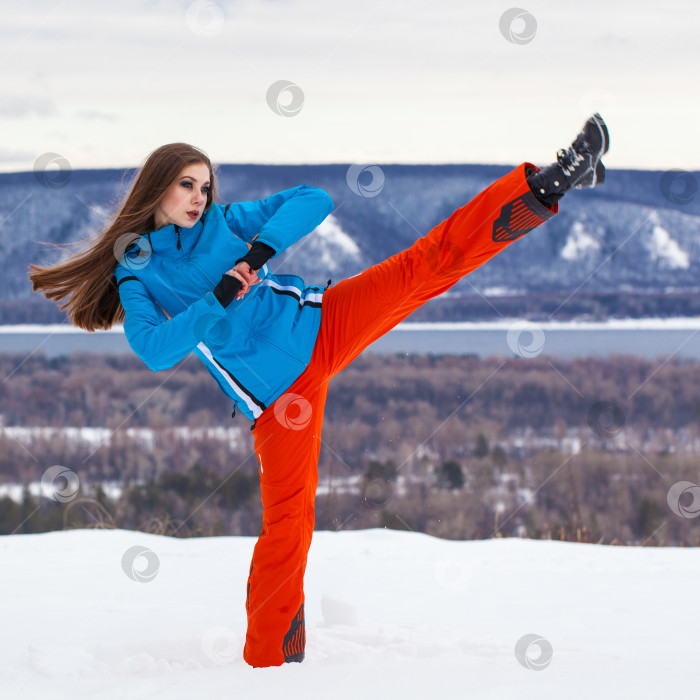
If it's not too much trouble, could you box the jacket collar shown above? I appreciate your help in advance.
[143,210,209,256]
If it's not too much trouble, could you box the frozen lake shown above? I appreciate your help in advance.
[1,319,699,360]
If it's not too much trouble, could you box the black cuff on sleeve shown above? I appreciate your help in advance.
[213,273,242,308]
[235,241,276,271]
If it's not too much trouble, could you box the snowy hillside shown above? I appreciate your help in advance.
[5,164,700,308]
[2,528,698,699]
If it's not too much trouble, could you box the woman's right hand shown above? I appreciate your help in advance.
[225,261,261,301]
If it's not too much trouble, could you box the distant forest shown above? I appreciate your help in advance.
[1,351,700,545]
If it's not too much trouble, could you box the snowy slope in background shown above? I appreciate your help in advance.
[4,165,700,306]
[1,528,698,699]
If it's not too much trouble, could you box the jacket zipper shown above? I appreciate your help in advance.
[175,224,182,251]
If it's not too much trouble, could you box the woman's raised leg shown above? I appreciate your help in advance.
[315,162,556,376]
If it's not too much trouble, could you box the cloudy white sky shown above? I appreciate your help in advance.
[0,0,698,172]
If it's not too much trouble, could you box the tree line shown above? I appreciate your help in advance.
[1,351,699,544]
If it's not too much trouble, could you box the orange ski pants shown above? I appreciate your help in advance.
[243,162,557,667]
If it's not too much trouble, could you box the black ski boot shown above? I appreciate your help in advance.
[527,113,609,206]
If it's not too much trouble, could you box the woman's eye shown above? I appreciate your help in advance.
[179,182,209,193]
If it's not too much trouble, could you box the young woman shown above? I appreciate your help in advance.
[29,114,609,668]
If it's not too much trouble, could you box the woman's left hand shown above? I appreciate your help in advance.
[228,261,261,300]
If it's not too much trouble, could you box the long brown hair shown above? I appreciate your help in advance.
[28,143,218,332]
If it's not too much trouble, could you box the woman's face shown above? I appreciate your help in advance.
[153,162,211,230]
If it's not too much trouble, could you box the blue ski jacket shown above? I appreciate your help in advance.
[113,184,335,420]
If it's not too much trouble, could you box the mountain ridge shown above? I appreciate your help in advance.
[3,164,699,322]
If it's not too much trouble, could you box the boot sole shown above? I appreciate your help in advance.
[590,112,610,156]
[592,160,605,187]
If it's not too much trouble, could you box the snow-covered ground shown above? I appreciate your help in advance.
[1,528,698,699]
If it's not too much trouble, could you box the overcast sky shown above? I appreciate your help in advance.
[0,0,698,173]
